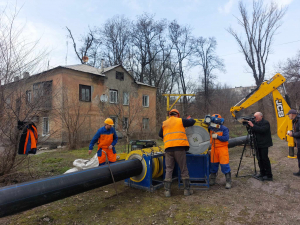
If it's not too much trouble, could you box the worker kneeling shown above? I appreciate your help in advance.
[88,118,118,166]
[209,114,231,189]
[159,109,196,197]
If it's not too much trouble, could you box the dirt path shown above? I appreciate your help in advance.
[1,136,300,224]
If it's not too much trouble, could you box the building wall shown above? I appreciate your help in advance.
[2,65,157,148]
[55,66,156,146]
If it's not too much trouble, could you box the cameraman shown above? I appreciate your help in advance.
[248,112,273,181]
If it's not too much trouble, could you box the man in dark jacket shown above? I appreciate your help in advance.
[248,112,273,181]
[287,109,300,176]
[159,109,196,197]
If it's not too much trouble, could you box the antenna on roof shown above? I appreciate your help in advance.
[65,40,68,65]
[101,59,104,72]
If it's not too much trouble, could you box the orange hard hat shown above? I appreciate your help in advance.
[212,114,222,119]
[104,118,114,125]
[169,109,180,117]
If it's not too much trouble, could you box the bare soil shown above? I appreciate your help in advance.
[1,136,300,224]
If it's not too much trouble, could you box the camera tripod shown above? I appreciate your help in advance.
[236,125,259,178]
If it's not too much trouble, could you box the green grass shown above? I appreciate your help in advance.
[2,134,297,224]
[15,139,163,179]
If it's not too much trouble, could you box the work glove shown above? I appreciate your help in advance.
[212,133,218,139]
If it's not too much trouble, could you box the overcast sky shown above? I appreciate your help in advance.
[2,0,300,87]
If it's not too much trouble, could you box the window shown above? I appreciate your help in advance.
[123,92,129,105]
[43,117,49,136]
[79,85,91,102]
[123,117,128,130]
[110,116,118,129]
[33,81,52,100]
[110,90,118,103]
[142,118,149,130]
[33,81,52,108]
[143,95,149,107]
[116,71,124,81]
[5,97,11,108]
[26,90,31,103]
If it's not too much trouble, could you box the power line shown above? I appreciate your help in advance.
[220,39,300,57]
[275,39,300,46]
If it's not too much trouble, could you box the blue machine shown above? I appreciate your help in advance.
[124,152,164,192]
[124,151,210,191]
[178,154,210,189]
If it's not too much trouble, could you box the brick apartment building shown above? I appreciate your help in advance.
[3,64,156,147]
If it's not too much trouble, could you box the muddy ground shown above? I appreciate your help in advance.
[1,136,300,224]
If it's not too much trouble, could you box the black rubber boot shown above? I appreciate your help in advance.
[210,173,217,186]
[164,181,172,197]
[183,179,193,196]
[225,172,232,189]
[293,171,300,177]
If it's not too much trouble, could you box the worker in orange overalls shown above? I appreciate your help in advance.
[209,114,231,189]
[88,118,118,166]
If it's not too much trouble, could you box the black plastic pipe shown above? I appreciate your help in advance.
[0,158,142,218]
[208,135,248,150]
[0,136,248,218]
[228,135,248,148]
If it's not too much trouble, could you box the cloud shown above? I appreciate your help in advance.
[122,0,143,13]
[271,0,294,7]
[218,0,236,14]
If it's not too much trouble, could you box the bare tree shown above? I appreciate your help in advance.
[66,27,101,67]
[227,0,286,87]
[168,20,194,115]
[100,15,131,67]
[131,13,166,84]
[53,86,91,150]
[0,5,51,177]
[193,37,225,113]
[278,51,300,109]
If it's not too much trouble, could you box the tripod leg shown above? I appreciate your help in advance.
[236,141,248,177]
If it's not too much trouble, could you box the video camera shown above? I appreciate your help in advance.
[241,116,255,126]
[204,115,224,129]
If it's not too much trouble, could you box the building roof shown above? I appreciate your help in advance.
[3,64,155,88]
[64,64,119,76]
[135,81,155,88]
[63,64,155,88]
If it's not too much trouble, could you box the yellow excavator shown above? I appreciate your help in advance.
[230,73,296,158]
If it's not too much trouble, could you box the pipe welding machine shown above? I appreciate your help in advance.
[124,119,212,191]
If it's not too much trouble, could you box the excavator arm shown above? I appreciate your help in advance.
[230,73,294,147]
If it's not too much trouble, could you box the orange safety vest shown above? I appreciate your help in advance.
[163,117,189,149]
[97,133,114,150]
[24,126,38,154]
[210,130,228,149]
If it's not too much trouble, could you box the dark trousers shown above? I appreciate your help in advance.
[297,147,300,170]
[165,151,189,181]
[256,147,272,177]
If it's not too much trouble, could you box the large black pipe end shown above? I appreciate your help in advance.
[0,159,142,218]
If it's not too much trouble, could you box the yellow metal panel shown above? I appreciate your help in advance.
[116,153,128,161]
[230,73,286,118]
[272,90,294,147]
